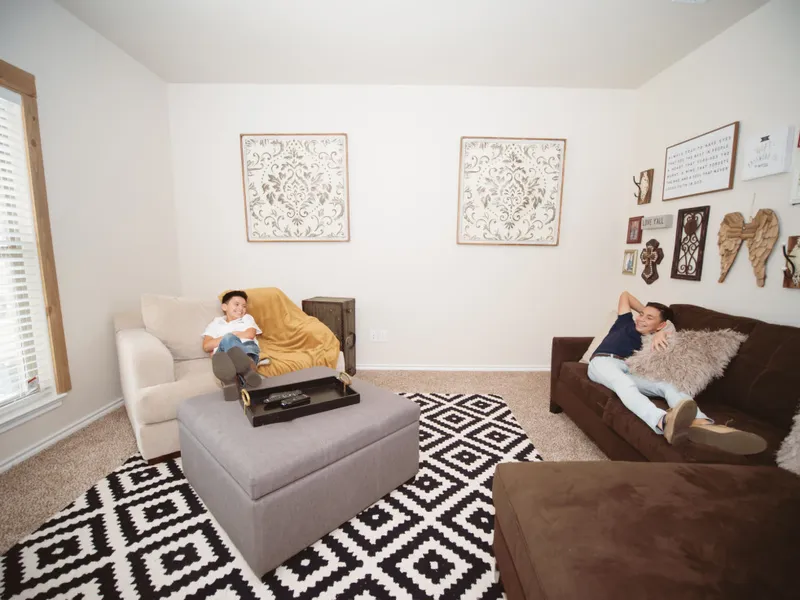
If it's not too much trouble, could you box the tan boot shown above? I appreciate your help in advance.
[688,424,767,455]
[662,399,697,445]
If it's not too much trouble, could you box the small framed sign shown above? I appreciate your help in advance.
[662,122,739,201]
[641,215,674,230]
[622,250,637,275]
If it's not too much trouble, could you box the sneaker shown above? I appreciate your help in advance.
[662,399,697,446]
[688,424,767,455]
[227,347,262,388]
[211,351,237,384]
[258,357,271,367]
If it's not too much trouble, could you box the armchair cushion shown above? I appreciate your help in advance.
[142,294,222,360]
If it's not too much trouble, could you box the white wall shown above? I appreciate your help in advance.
[168,85,635,369]
[620,0,800,327]
[0,0,180,465]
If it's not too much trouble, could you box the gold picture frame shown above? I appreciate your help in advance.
[623,249,638,275]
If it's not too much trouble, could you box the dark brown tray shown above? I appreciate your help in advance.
[237,375,360,427]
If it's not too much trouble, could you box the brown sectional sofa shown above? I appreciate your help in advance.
[549,304,800,465]
[491,304,800,600]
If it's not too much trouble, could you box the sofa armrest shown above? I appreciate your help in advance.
[116,328,175,407]
[550,337,593,413]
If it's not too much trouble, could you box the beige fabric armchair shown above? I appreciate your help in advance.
[115,295,344,462]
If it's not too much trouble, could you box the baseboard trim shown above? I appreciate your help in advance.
[356,364,550,372]
[0,397,124,474]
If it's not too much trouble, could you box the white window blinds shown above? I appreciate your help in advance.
[0,86,54,408]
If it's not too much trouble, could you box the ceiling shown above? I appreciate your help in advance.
[55,0,768,88]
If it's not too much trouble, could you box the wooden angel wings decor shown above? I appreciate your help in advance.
[640,239,664,285]
[718,209,780,287]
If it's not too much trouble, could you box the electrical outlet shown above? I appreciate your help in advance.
[378,330,388,342]
[370,329,379,342]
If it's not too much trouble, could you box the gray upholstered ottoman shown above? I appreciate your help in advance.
[177,367,420,576]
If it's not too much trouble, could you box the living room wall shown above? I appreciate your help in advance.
[0,0,180,468]
[168,84,634,369]
[620,0,800,327]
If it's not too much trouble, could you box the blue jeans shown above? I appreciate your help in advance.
[588,356,710,434]
[217,333,259,365]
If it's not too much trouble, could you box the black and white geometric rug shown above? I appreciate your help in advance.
[0,393,541,599]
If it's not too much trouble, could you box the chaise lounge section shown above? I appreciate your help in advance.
[493,460,800,600]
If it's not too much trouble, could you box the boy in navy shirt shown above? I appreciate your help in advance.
[588,291,765,454]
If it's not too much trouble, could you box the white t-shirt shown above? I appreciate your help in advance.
[202,314,262,352]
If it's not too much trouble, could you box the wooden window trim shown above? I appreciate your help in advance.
[0,59,71,394]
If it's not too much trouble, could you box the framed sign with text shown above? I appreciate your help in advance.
[641,214,674,230]
[662,122,739,201]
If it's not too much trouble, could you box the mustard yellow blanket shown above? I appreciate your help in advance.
[223,287,340,377]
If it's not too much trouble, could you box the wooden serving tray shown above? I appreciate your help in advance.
[238,375,360,427]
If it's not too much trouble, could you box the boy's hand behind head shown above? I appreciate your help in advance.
[221,290,248,322]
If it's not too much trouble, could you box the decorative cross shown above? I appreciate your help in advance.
[640,239,664,285]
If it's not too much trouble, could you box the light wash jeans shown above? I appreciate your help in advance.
[588,356,710,434]
[217,333,259,365]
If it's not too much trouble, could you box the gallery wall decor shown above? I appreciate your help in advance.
[634,169,654,205]
[782,235,800,290]
[741,126,795,181]
[663,121,739,201]
[622,250,637,275]
[718,209,780,288]
[240,133,350,242]
[671,206,710,282]
[456,136,566,245]
[627,216,643,244]
[641,214,674,230]
[640,239,664,285]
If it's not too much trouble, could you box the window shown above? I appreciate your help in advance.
[0,60,70,430]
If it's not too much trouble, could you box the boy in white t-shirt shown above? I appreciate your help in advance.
[202,290,263,387]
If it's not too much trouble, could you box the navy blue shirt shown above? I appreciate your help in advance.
[593,313,642,359]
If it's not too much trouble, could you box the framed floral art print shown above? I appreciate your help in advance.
[240,133,350,242]
[456,136,567,246]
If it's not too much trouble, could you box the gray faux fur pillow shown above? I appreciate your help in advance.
[626,329,747,398]
[777,405,800,475]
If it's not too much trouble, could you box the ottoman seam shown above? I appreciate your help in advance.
[179,420,419,500]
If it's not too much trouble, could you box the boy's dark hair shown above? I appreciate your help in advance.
[646,302,674,324]
[221,290,247,305]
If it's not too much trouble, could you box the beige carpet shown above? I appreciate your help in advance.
[0,370,605,555]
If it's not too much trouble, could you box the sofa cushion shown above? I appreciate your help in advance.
[560,362,613,417]
[671,305,800,433]
[492,461,800,600]
[579,310,619,363]
[602,397,782,466]
[135,358,219,425]
[707,322,800,432]
[141,294,222,361]
[177,367,420,501]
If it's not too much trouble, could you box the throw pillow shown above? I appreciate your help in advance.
[580,310,622,364]
[141,294,222,361]
[625,328,747,398]
[777,405,800,476]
